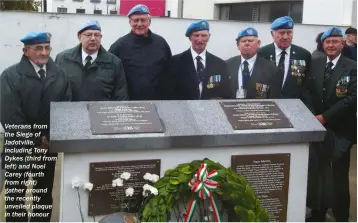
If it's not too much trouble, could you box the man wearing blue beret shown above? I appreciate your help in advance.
[258,16,311,103]
[226,27,281,99]
[1,31,71,222]
[109,4,172,100]
[342,27,357,61]
[56,20,129,101]
[167,19,231,100]
[305,27,356,222]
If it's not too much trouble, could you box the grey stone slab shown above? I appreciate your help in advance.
[50,99,326,153]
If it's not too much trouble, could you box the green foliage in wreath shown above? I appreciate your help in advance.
[141,158,269,222]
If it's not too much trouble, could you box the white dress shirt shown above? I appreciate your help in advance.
[326,53,341,69]
[237,54,257,89]
[274,43,291,87]
[82,49,98,66]
[190,47,206,96]
[30,60,46,78]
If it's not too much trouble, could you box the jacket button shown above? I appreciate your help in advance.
[323,88,326,91]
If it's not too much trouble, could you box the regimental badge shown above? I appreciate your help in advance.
[331,28,339,36]
[95,20,101,28]
[247,29,253,35]
[336,75,350,97]
[46,32,52,40]
[288,22,293,28]
[141,6,148,12]
[202,22,206,27]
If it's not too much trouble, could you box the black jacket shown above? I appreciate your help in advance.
[168,49,231,100]
[258,43,312,100]
[0,56,72,141]
[55,44,129,101]
[226,55,282,99]
[109,30,172,100]
[306,55,357,143]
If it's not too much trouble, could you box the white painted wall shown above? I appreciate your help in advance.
[166,0,179,17]
[50,0,119,15]
[0,11,344,73]
[61,144,309,222]
[302,0,354,26]
[179,0,356,26]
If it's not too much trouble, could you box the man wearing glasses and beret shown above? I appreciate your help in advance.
[0,31,71,222]
[56,20,129,101]
[109,4,172,100]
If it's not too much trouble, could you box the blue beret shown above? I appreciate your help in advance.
[78,20,101,34]
[127,4,150,17]
[271,16,294,30]
[20,32,51,45]
[185,20,209,37]
[321,27,343,42]
[236,27,258,41]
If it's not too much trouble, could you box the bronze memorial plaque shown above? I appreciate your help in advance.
[88,159,161,216]
[220,101,293,130]
[87,102,164,134]
[231,154,290,222]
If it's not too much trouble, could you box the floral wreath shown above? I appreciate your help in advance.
[141,158,269,222]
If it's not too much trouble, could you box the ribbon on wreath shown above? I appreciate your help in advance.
[183,163,222,222]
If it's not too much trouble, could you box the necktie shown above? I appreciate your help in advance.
[196,56,205,83]
[242,60,250,86]
[324,61,334,80]
[84,55,92,70]
[38,69,46,81]
[278,51,286,85]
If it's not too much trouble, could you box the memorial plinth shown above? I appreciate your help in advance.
[50,99,326,222]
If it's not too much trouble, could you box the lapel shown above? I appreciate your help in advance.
[229,56,240,94]
[64,44,83,66]
[43,58,58,92]
[202,51,213,82]
[268,43,276,63]
[18,55,40,79]
[314,57,326,99]
[250,56,263,82]
[327,56,348,97]
[182,49,198,84]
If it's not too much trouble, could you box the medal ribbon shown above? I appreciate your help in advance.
[184,163,222,222]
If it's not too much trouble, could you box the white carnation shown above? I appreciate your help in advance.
[143,173,152,180]
[112,178,123,187]
[149,186,158,196]
[143,183,151,191]
[83,182,93,191]
[150,174,159,183]
[120,172,131,180]
[72,177,81,188]
[125,187,134,197]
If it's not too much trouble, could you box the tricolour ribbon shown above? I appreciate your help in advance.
[184,163,222,222]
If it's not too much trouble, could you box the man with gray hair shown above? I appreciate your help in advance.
[109,4,172,100]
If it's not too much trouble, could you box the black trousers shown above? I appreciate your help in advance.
[307,147,351,222]
[4,153,57,222]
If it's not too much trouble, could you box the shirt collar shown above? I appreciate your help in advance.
[82,49,98,63]
[29,59,46,74]
[274,42,291,56]
[240,54,257,66]
[326,54,341,67]
[190,47,206,61]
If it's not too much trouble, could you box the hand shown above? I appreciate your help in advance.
[315,114,326,125]
[40,136,49,150]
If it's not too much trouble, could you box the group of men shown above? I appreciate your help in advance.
[0,3,356,222]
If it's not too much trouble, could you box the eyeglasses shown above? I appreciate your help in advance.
[27,46,52,52]
[82,33,102,38]
[130,18,149,24]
